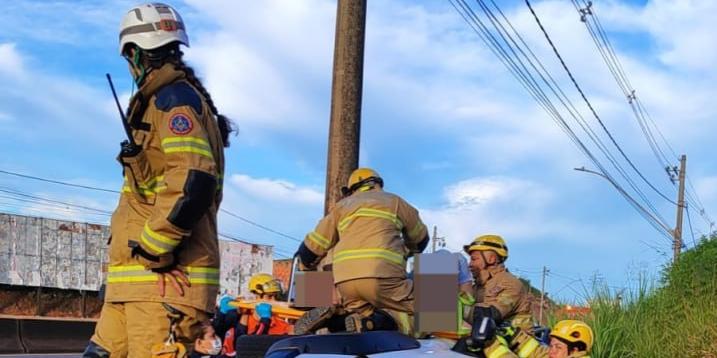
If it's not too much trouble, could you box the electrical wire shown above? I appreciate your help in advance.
[0,168,304,255]
[526,0,677,207]
[0,169,119,194]
[572,0,715,234]
[220,209,303,243]
[448,0,674,242]
[686,203,697,248]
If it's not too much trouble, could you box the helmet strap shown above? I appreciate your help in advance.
[479,251,492,268]
[131,45,147,86]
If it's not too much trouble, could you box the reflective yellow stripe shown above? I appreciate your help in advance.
[485,342,512,358]
[141,223,180,254]
[338,208,403,232]
[395,312,412,336]
[186,267,220,274]
[122,175,167,196]
[161,137,214,159]
[334,248,405,266]
[161,137,210,146]
[307,231,330,249]
[108,265,146,272]
[164,146,214,158]
[107,265,219,285]
[517,338,539,357]
[408,222,425,238]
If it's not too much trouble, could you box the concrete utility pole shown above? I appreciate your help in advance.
[539,266,549,325]
[673,155,687,262]
[324,0,367,214]
[431,226,446,253]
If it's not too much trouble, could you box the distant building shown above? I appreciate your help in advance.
[0,212,274,298]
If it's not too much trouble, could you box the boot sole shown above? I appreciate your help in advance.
[294,306,334,335]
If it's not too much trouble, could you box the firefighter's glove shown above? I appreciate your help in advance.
[129,240,175,270]
[466,316,496,350]
[256,303,273,319]
[219,295,236,314]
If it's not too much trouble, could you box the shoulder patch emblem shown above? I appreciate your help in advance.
[169,113,193,135]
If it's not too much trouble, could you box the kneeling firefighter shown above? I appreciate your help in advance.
[294,168,430,336]
[83,3,232,357]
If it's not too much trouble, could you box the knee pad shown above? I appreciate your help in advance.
[82,341,110,358]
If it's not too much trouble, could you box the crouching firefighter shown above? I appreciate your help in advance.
[293,168,430,336]
[452,235,533,357]
[83,3,233,357]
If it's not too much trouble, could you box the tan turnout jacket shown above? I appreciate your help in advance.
[303,188,428,284]
[105,64,225,313]
[474,264,533,326]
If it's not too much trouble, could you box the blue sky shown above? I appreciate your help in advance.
[1,0,716,303]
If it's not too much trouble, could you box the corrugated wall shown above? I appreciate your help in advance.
[0,213,109,290]
[0,213,274,296]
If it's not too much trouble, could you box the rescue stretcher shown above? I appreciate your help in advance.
[227,256,474,357]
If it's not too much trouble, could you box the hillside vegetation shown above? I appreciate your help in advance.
[586,237,717,358]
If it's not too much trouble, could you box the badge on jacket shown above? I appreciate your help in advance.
[169,113,194,135]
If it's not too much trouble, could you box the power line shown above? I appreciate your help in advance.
[0,169,119,194]
[573,0,716,234]
[686,203,697,248]
[0,188,112,215]
[220,209,303,244]
[479,0,672,235]
[0,168,304,244]
[449,0,673,242]
[525,0,677,207]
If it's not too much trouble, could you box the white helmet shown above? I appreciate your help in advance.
[119,3,189,55]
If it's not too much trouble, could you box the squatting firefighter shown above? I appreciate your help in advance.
[480,319,595,358]
[214,274,292,357]
[84,3,232,357]
[294,168,430,336]
[453,235,533,357]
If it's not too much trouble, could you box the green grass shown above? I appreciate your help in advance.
[576,237,717,358]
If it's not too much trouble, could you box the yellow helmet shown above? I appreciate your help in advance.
[248,273,281,296]
[343,168,383,195]
[550,320,594,353]
[463,234,508,259]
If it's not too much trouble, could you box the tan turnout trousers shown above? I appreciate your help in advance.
[91,302,207,358]
[336,277,415,336]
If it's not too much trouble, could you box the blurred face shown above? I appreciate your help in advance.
[194,324,222,355]
[548,338,569,358]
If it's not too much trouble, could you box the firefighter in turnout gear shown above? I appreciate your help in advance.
[546,320,593,358]
[452,234,534,358]
[83,3,233,357]
[294,168,430,336]
[461,319,594,358]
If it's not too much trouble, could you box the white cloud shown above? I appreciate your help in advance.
[420,176,569,252]
[180,0,336,139]
[0,43,25,79]
[229,174,323,205]
[0,42,122,148]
